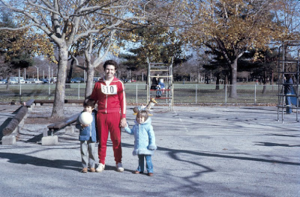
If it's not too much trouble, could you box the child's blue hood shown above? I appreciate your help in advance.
[134,117,152,125]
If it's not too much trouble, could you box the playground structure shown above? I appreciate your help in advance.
[277,40,300,122]
[147,57,174,111]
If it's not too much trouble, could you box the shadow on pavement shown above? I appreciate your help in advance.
[0,152,81,171]
[157,146,300,166]
[255,142,300,147]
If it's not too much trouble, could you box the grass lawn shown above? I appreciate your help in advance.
[0,82,292,105]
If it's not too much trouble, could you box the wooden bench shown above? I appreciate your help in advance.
[42,113,80,146]
[46,113,80,136]
[1,100,33,145]
[34,99,84,105]
[25,99,35,107]
[2,106,28,137]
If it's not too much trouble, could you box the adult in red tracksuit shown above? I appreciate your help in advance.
[90,60,127,172]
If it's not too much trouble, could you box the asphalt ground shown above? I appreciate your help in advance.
[0,104,299,197]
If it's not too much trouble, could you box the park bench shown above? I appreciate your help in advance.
[43,113,80,145]
[34,99,83,105]
[25,99,35,107]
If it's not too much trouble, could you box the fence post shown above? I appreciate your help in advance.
[225,84,227,104]
[78,83,80,100]
[136,83,138,104]
[254,84,257,104]
[19,83,22,96]
[48,83,50,97]
[195,84,198,104]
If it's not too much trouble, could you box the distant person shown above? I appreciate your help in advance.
[75,99,98,173]
[124,109,157,176]
[156,78,165,97]
[151,75,159,90]
[90,60,127,173]
[284,74,293,114]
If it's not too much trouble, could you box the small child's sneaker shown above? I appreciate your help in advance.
[134,171,144,174]
[81,168,88,173]
[116,163,124,172]
[96,163,105,172]
[148,173,153,176]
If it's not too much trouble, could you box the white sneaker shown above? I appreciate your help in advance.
[116,163,124,172]
[96,163,105,172]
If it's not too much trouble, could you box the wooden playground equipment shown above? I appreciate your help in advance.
[147,57,174,111]
[277,40,300,122]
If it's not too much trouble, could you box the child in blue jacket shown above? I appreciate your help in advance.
[76,99,98,173]
[124,109,157,176]
[156,78,165,97]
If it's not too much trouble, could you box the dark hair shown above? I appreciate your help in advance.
[103,60,118,70]
[285,74,291,79]
[83,98,95,108]
[136,110,149,121]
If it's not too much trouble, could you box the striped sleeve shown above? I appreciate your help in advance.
[118,80,126,118]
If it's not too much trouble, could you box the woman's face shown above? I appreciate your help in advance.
[105,65,116,80]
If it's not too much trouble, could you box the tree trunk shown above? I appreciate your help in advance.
[85,62,95,97]
[229,58,238,98]
[270,71,274,91]
[52,45,68,118]
[262,70,267,94]
[67,58,75,83]
[215,73,220,90]
[66,58,75,89]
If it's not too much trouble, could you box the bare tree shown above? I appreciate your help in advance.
[0,0,167,117]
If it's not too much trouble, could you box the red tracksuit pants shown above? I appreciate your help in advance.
[97,112,122,165]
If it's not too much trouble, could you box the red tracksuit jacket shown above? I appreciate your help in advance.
[90,77,126,118]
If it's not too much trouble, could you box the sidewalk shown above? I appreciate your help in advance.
[0,105,299,197]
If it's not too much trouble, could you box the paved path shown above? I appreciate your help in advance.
[0,105,299,197]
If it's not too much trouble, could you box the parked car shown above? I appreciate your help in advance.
[10,77,25,84]
[35,79,44,84]
[9,77,18,84]
[127,79,136,83]
[93,77,101,82]
[71,77,82,83]
[26,78,43,84]
[41,78,49,83]
[25,79,32,84]
[0,79,7,84]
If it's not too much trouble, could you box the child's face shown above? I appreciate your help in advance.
[136,116,145,124]
[84,106,93,113]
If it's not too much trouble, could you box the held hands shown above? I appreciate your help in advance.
[81,124,89,128]
[120,118,127,128]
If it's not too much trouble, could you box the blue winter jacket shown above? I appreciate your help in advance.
[158,81,165,89]
[124,117,157,155]
[75,110,97,142]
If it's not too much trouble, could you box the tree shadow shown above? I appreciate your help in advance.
[255,142,300,147]
[157,146,300,166]
[265,133,300,138]
[0,152,81,171]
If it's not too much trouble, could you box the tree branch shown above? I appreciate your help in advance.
[28,0,60,15]
[0,25,33,31]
